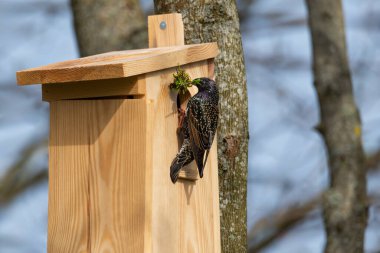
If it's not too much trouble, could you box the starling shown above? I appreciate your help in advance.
[170,77,219,183]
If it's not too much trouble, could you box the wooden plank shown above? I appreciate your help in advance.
[88,99,146,253]
[48,102,90,253]
[208,57,222,253]
[148,13,184,47]
[144,100,154,253]
[37,47,175,70]
[148,12,198,182]
[48,99,147,252]
[207,58,215,80]
[148,16,220,253]
[177,165,199,180]
[16,43,218,85]
[145,61,221,253]
[42,76,146,101]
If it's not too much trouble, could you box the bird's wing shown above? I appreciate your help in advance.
[170,138,194,183]
[187,96,218,150]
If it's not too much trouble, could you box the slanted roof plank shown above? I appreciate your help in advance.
[16,43,218,85]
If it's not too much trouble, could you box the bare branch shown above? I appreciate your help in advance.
[248,194,322,253]
[0,139,48,204]
[248,148,380,252]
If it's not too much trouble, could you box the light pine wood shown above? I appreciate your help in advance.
[154,5,249,251]
[145,60,221,253]
[16,43,218,85]
[19,13,220,253]
[207,58,215,80]
[148,11,199,182]
[42,76,146,101]
[144,100,154,253]
[48,102,90,252]
[148,13,184,47]
[147,13,221,253]
[48,99,148,252]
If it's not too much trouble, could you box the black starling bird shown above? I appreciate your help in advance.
[170,77,219,183]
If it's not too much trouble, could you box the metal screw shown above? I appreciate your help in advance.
[160,21,167,30]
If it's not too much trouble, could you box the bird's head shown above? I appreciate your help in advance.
[192,77,216,92]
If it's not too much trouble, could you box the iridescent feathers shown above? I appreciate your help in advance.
[170,78,219,183]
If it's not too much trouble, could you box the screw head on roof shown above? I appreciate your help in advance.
[160,21,167,30]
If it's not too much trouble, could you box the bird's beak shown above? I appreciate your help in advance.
[192,78,201,87]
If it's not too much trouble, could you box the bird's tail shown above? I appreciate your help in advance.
[194,148,212,178]
[170,139,194,183]
[202,149,210,175]
[193,147,206,178]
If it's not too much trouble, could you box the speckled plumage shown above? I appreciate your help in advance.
[170,77,219,183]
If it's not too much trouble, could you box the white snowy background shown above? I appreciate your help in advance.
[0,0,379,252]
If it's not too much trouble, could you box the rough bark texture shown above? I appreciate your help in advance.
[154,1,249,252]
[306,1,368,252]
[71,0,147,56]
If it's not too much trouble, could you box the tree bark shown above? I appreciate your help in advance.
[305,1,368,252]
[154,1,249,252]
[71,0,147,56]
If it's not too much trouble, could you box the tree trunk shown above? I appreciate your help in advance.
[71,0,147,56]
[305,1,368,252]
[154,1,249,252]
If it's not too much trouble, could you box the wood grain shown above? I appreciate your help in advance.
[43,76,146,101]
[148,12,198,182]
[48,102,90,253]
[16,43,218,85]
[146,14,220,253]
[146,61,221,253]
[48,99,148,252]
[43,13,220,253]
[148,13,184,47]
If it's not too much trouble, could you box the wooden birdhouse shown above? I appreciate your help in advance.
[16,14,221,253]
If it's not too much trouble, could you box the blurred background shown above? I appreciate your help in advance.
[1,0,380,252]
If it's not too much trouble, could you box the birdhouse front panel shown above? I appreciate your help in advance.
[48,99,149,252]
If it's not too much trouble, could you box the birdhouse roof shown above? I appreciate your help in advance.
[16,43,218,85]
